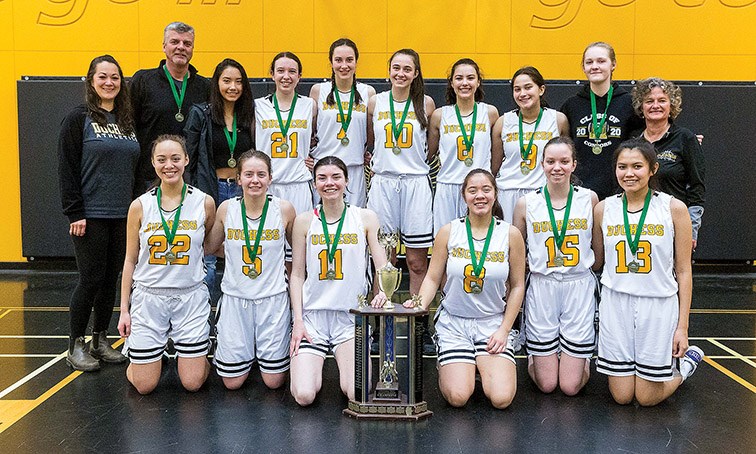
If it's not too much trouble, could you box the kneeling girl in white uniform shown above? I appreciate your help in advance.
[406,169,526,409]
[118,135,216,395]
[512,137,598,396]
[289,156,388,406]
[205,150,296,390]
[593,138,703,406]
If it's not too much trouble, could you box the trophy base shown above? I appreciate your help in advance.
[344,396,432,420]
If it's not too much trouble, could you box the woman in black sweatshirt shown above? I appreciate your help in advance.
[58,55,140,371]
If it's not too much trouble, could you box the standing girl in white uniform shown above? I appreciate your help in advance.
[289,156,388,406]
[255,52,317,215]
[406,169,526,409]
[367,48,436,295]
[492,66,569,222]
[593,138,703,406]
[512,137,598,396]
[205,150,296,390]
[118,135,216,394]
[310,38,375,207]
[428,58,499,235]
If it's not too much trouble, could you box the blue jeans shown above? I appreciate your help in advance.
[205,179,242,302]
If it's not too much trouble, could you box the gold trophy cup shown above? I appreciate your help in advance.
[376,229,402,309]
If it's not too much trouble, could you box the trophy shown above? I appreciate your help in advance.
[377,229,401,310]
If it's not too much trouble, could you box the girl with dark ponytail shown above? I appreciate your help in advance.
[366,48,436,296]
[310,38,376,207]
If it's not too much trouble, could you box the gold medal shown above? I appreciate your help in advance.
[247,268,259,279]
[470,281,483,294]
[165,250,177,263]
[227,158,237,168]
[464,157,473,167]
[280,142,289,152]
[326,269,337,280]
[392,146,401,155]
[175,112,184,122]
[340,136,350,146]
[628,261,640,273]
[521,167,531,176]
[592,145,602,155]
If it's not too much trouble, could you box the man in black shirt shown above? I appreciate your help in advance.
[130,21,210,192]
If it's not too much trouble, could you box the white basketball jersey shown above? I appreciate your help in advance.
[524,186,595,276]
[254,94,314,184]
[496,107,559,190]
[133,185,207,288]
[437,103,493,184]
[221,195,287,299]
[312,81,372,166]
[371,91,429,176]
[302,205,369,311]
[442,217,510,318]
[601,191,677,297]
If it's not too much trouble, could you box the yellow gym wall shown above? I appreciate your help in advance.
[0,0,754,262]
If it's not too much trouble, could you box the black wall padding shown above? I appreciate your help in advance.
[17,78,755,261]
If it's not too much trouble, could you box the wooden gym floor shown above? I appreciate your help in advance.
[0,270,753,453]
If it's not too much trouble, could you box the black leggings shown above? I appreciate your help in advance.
[69,218,127,338]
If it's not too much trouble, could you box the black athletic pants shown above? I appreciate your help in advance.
[69,218,127,338]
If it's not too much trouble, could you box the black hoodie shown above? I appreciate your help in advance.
[560,82,643,200]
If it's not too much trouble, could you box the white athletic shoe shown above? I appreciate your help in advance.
[680,345,704,381]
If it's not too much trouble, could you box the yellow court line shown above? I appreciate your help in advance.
[0,310,12,321]
[690,309,756,314]
[0,338,124,435]
[703,357,756,394]
[707,339,756,368]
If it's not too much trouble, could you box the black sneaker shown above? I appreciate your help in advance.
[422,331,435,355]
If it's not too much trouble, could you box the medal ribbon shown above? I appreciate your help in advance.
[162,65,188,115]
[334,86,355,137]
[518,108,544,161]
[589,85,614,140]
[454,103,478,152]
[273,93,298,140]
[465,216,495,278]
[156,183,187,248]
[543,184,574,253]
[622,189,653,258]
[389,92,412,147]
[222,113,238,160]
[241,195,269,268]
[320,203,348,265]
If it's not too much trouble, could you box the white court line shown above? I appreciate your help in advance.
[707,339,756,368]
[0,349,68,399]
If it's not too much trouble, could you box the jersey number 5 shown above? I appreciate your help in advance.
[241,245,263,277]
